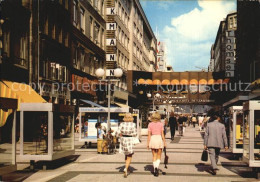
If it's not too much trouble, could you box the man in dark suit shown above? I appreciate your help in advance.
[204,111,228,175]
[169,112,177,140]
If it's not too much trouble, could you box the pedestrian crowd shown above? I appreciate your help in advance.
[116,109,228,178]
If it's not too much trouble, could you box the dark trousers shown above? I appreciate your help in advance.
[193,122,196,127]
[170,126,175,139]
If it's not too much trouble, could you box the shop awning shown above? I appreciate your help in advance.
[114,102,129,108]
[80,99,103,108]
[0,81,46,127]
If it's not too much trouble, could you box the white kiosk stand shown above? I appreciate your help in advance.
[19,103,75,164]
[243,101,260,178]
[78,107,129,143]
[229,106,243,155]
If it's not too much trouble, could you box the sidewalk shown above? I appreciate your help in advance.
[2,125,256,182]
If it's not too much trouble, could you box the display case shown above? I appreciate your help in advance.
[229,106,243,154]
[243,101,260,167]
[19,103,75,161]
[0,98,17,178]
[78,107,129,142]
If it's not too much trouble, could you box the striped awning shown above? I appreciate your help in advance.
[0,81,46,127]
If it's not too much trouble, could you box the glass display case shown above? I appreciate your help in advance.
[19,103,75,161]
[243,101,260,167]
[78,107,129,143]
[0,98,17,178]
[229,106,243,154]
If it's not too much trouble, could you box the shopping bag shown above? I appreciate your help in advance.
[201,150,208,161]
[164,147,169,169]
[132,137,140,145]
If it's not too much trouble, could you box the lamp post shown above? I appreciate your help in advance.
[95,68,123,133]
[147,93,160,111]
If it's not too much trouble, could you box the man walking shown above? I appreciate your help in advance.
[204,111,228,175]
[169,112,177,140]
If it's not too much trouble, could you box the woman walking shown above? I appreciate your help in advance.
[118,113,137,178]
[147,112,166,177]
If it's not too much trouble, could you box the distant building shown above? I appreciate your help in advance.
[156,41,167,72]
[211,11,237,77]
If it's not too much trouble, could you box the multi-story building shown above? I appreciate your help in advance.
[71,0,106,104]
[211,11,237,76]
[108,0,157,106]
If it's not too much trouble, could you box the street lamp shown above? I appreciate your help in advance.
[147,93,160,111]
[95,67,123,134]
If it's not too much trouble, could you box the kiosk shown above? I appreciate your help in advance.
[78,107,129,143]
[0,97,17,179]
[19,103,75,161]
[243,101,260,173]
[229,106,243,154]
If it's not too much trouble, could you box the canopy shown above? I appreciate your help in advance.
[0,81,46,127]
[80,99,104,108]
[114,102,129,108]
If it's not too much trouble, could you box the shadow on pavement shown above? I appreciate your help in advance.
[220,162,254,179]
[144,164,154,175]
[116,165,137,173]
[195,163,214,175]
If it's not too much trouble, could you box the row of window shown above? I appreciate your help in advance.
[73,0,105,49]
[117,1,130,30]
[40,61,68,82]
[117,51,129,70]
[133,42,142,61]
[44,18,69,47]
[133,5,143,27]
[133,23,143,42]
[88,0,105,16]
[229,16,237,29]
[116,26,130,51]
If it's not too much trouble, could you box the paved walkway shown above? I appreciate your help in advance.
[2,125,257,181]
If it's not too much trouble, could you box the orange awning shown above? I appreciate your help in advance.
[216,79,223,84]
[171,79,179,85]
[223,78,230,84]
[0,81,46,127]
[199,79,207,85]
[153,79,161,85]
[190,79,198,85]
[137,78,145,85]
[162,79,170,85]
[180,79,189,85]
[145,79,153,85]
[208,79,215,85]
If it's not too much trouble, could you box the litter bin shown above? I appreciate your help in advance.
[97,139,108,154]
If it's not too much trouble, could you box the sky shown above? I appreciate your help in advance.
[140,0,237,72]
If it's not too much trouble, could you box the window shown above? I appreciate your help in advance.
[3,31,10,57]
[124,12,127,25]
[94,22,100,45]
[118,27,121,41]
[20,36,28,64]
[90,17,93,40]
[101,29,104,49]
[73,0,78,25]
[122,8,124,21]
[52,24,56,39]
[80,7,85,33]
[101,0,104,16]
[94,0,99,11]
[44,18,48,35]
[65,32,69,47]
[229,17,233,29]
[133,43,136,55]
[59,28,63,43]
[134,23,136,35]
[234,16,237,28]
[121,31,124,43]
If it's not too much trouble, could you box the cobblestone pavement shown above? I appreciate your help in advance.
[2,125,258,182]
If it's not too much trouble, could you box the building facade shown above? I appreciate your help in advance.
[211,12,237,76]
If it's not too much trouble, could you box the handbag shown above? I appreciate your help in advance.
[201,149,208,161]
[132,137,140,145]
[164,147,169,168]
